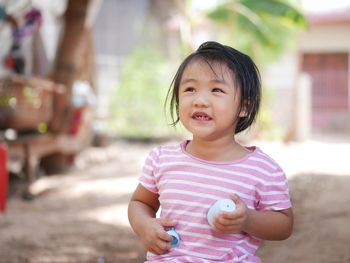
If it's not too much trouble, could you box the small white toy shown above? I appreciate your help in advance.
[166,227,180,247]
[207,199,236,227]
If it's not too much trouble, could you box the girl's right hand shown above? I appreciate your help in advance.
[139,218,177,255]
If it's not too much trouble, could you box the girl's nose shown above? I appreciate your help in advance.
[193,93,209,107]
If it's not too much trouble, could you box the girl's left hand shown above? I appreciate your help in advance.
[212,194,250,234]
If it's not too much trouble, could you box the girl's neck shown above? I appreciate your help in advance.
[186,137,249,161]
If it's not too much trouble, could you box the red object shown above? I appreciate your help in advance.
[0,142,8,212]
[3,55,15,68]
[70,107,84,135]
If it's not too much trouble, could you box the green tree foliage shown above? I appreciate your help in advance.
[207,0,307,62]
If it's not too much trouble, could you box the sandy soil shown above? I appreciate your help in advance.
[0,139,349,263]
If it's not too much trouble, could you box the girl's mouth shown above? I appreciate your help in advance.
[192,112,212,121]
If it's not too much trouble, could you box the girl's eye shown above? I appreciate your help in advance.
[184,87,195,92]
[212,87,224,93]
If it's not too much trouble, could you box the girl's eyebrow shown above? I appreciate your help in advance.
[180,78,196,85]
[180,78,228,85]
[210,79,228,85]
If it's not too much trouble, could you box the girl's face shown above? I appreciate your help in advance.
[178,60,244,141]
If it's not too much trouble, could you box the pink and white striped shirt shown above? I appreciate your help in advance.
[140,140,291,263]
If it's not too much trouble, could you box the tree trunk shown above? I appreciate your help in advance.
[49,0,99,134]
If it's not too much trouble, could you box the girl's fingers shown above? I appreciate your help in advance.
[217,209,245,222]
[148,244,166,255]
[145,218,176,255]
[220,212,240,221]
[217,217,235,226]
[153,239,171,254]
[157,229,173,242]
[158,218,177,228]
[230,193,242,204]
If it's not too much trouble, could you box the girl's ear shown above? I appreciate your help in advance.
[239,100,249,117]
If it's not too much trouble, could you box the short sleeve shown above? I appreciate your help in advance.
[139,146,160,193]
[256,165,292,211]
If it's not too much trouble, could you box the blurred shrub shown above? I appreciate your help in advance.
[108,47,178,140]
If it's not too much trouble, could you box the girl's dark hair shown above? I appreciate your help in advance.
[165,41,261,134]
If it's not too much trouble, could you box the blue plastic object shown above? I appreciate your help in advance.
[166,227,180,247]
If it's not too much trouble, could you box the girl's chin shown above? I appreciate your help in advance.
[188,124,213,132]
[190,119,213,126]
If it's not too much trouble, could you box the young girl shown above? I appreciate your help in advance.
[128,41,293,262]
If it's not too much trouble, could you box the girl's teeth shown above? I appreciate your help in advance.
[195,115,209,120]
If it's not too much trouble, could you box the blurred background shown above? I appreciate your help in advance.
[0,0,349,262]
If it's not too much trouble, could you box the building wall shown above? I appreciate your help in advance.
[300,23,350,134]
[264,22,350,138]
[299,24,350,52]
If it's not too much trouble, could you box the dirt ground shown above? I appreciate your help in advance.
[0,139,350,263]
